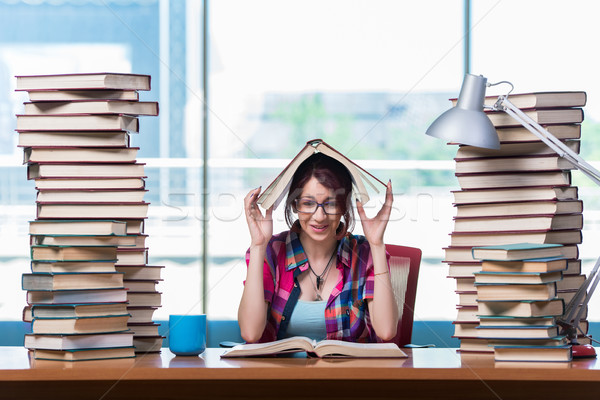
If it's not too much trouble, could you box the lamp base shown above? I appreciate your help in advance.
[572,344,596,359]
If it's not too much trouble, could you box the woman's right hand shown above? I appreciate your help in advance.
[244,187,273,248]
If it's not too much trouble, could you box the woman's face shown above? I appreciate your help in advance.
[296,176,343,243]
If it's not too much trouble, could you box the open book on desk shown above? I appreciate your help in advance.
[220,336,408,358]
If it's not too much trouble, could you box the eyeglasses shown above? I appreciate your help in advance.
[294,198,342,215]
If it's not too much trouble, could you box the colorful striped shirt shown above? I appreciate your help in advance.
[245,227,386,343]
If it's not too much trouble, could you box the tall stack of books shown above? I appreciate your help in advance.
[472,243,573,362]
[16,73,163,360]
[443,91,588,355]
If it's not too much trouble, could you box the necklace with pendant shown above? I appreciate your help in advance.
[308,248,337,299]
[309,276,324,301]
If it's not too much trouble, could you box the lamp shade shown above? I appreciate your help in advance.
[426,74,500,150]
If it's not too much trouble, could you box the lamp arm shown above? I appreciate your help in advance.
[560,256,600,332]
[574,268,600,337]
[498,97,600,186]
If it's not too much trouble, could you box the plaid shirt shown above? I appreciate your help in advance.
[245,227,384,343]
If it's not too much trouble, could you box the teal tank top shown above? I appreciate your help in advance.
[284,300,327,341]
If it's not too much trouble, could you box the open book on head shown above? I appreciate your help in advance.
[257,139,387,210]
[220,336,408,358]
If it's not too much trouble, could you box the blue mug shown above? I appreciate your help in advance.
[169,314,207,356]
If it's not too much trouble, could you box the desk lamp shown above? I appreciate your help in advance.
[426,73,600,358]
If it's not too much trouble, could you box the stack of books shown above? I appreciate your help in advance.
[443,91,588,355]
[16,72,163,360]
[472,243,573,362]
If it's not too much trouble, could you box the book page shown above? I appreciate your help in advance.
[257,144,316,209]
[313,340,407,358]
[221,336,316,357]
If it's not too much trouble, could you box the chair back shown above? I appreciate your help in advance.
[385,244,422,347]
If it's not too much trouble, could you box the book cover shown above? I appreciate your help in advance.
[458,337,494,353]
[452,186,578,205]
[22,272,124,291]
[477,325,560,339]
[257,139,386,210]
[16,72,151,91]
[452,321,479,338]
[478,316,557,327]
[472,243,565,261]
[494,344,572,362]
[31,314,131,334]
[31,302,128,318]
[444,246,478,263]
[448,245,578,263]
[451,91,587,110]
[455,155,574,174]
[477,299,565,317]
[555,274,586,291]
[473,270,563,285]
[36,202,149,219]
[31,260,117,274]
[28,89,139,102]
[456,291,478,307]
[28,162,146,179]
[481,257,568,273]
[126,292,162,307]
[127,322,161,336]
[455,306,480,323]
[115,265,164,280]
[486,108,584,127]
[455,277,476,292]
[133,336,164,353]
[454,200,582,218]
[120,219,146,235]
[30,234,136,247]
[451,231,582,247]
[34,177,146,190]
[563,259,582,276]
[476,282,558,301]
[116,248,149,265]
[123,280,159,292]
[17,114,139,132]
[24,331,134,350]
[29,219,127,236]
[455,140,580,159]
[33,346,136,361]
[30,245,118,262]
[456,170,572,189]
[26,288,129,305]
[448,263,482,278]
[36,189,147,203]
[24,100,158,116]
[453,214,583,233]
[18,131,130,148]
[126,306,158,323]
[24,147,139,163]
[495,124,581,142]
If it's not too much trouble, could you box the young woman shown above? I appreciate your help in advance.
[238,152,398,343]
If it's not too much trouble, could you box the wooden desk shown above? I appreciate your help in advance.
[1,346,599,400]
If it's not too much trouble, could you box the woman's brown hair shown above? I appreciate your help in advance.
[284,153,355,237]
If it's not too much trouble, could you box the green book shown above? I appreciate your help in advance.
[472,243,564,261]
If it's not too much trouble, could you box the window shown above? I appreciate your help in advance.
[207,0,462,320]
[472,0,600,319]
[2,1,597,325]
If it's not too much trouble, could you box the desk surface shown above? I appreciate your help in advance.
[2,347,600,400]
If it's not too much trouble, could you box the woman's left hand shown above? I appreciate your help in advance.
[355,180,393,247]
